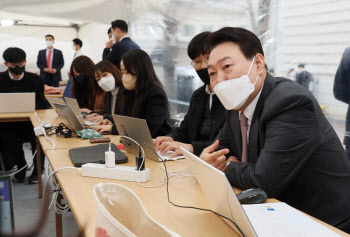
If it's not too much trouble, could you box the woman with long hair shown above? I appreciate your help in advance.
[94,49,171,137]
[85,60,124,123]
[70,56,105,113]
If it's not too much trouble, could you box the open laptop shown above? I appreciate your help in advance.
[46,97,65,112]
[113,115,184,161]
[0,93,35,113]
[64,97,86,125]
[53,103,84,132]
[0,176,15,234]
[180,148,340,237]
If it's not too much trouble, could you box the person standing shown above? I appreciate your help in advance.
[37,34,64,87]
[296,63,313,92]
[72,38,84,59]
[103,20,140,70]
[334,47,350,159]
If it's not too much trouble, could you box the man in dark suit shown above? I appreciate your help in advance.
[334,47,350,159]
[154,31,226,157]
[37,34,64,87]
[200,27,350,233]
[103,20,140,70]
[296,63,313,92]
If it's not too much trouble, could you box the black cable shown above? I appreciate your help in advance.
[143,142,245,237]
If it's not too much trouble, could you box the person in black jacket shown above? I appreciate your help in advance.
[85,60,124,123]
[94,49,171,137]
[0,47,49,184]
[103,20,140,70]
[154,32,226,157]
[200,27,350,233]
[334,47,350,159]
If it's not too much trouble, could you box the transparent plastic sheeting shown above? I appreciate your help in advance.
[0,0,349,118]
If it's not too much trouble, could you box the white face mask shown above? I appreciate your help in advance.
[112,32,117,44]
[213,56,259,110]
[46,41,53,47]
[98,76,116,92]
[73,45,77,50]
[122,74,137,90]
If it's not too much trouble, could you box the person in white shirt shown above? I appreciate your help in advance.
[73,38,84,59]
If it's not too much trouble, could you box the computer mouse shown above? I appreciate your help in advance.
[237,188,267,204]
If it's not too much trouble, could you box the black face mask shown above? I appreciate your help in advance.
[9,66,25,76]
[75,74,89,84]
[196,68,210,85]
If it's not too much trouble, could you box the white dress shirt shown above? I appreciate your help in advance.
[46,48,54,69]
[8,71,24,81]
[74,49,84,59]
[111,87,120,114]
[205,84,215,111]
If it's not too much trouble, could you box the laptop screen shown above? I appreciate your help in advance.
[0,176,14,234]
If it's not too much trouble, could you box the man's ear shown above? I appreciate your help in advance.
[4,62,7,67]
[255,53,265,75]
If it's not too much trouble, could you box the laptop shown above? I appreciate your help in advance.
[0,176,15,234]
[180,148,340,237]
[112,115,184,161]
[64,97,86,125]
[46,97,65,112]
[53,103,84,132]
[0,93,35,113]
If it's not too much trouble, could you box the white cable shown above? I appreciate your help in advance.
[0,150,37,177]
[42,127,55,150]
[34,112,45,124]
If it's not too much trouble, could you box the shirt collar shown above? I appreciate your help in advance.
[119,36,128,42]
[46,48,54,52]
[205,84,215,95]
[8,71,24,81]
[241,83,264,121]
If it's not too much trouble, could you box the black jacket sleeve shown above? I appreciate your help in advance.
[102,48,111,60]
[225,94,320,198]
[334,47,350,104]
[33,74,50,109]
[103,43,122,69]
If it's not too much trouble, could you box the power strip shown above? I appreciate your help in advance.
[81,163,150,182]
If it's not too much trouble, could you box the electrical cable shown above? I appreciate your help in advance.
[0,150,37,177]
[143,142,246,237]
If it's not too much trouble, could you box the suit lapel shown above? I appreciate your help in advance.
[230,110,243,159]
[248,73,276,163]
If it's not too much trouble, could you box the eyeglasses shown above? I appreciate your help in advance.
[191,58,209,69]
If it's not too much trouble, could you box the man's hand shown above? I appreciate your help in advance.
[94,125,112,133]
[157,141,193,158]
[153,136,174,148]
[97,119,113,126]
[106,40,113,49]
[200,140,230,172]
[51,68,57,74]
[44,68,50,73]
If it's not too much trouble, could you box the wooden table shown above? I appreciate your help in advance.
[2,110,349,236]
[45,94,63,98]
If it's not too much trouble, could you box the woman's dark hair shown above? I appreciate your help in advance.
[93,60,123,89]
[70,56,97,109]
[207,27,265,60]
[120,49,166,117]
[187,31,211,60]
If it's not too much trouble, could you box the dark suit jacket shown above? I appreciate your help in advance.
[103,37,140,70]
[334,47,350,146]
[167,85,226,156]
[219,73,350,231]
[111,86,171,137]
[296,70,312,89]
[37,48,64,82]
[102,85,125,122]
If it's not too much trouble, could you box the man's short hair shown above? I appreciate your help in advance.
[107,27,111,35]
[298,63,305,68]
[73,38,83,47]
[3,47,26,63]
[45,34,55,40]
[187,31,211,60]
[207,27,264,60]
[111,20,128,33]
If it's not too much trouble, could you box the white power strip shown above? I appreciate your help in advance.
[81,163,150,182]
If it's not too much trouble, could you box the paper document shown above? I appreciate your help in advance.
[242,202,340,237]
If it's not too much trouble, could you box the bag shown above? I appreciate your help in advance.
[93,183,181,237]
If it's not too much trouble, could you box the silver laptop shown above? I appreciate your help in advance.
[180,148,341,237]
[0,93,35,113]
[113,115,184,161]
[47,97,65,112]
[181,147,256,237]
[53,103,84,132]
[64,97,85,125]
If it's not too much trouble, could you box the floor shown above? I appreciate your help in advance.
[7,116,347,236]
